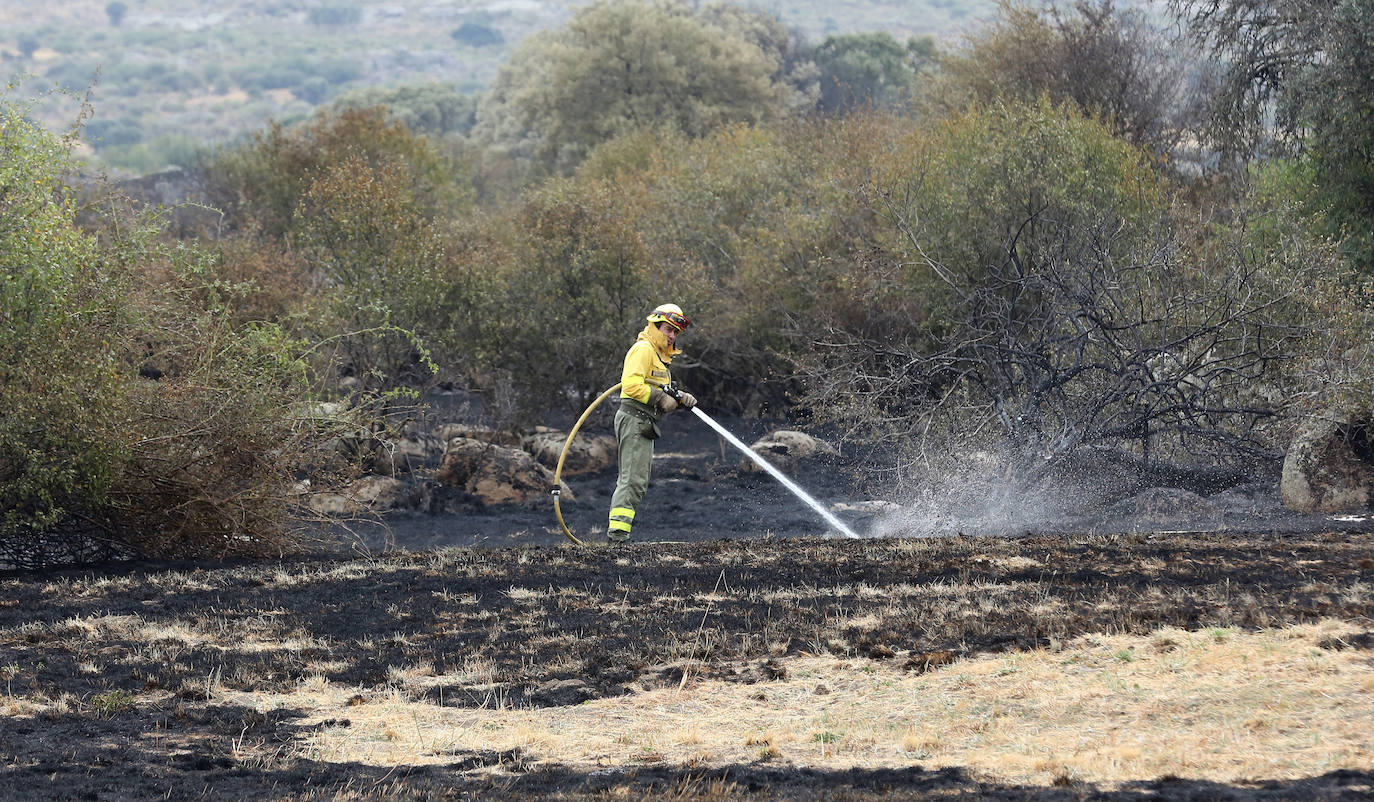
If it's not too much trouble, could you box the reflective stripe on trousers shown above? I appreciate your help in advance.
[608,407,655,541]
[608,506,635,535]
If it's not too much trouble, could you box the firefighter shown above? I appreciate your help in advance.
[606,303,697,544]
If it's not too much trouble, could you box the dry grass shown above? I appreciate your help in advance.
[218,619,1374,788]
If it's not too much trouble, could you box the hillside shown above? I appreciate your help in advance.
[0,0,995,173]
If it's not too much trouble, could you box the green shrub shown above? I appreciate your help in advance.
[295,76,330,104]
[451,22,504,48]
[201,106,471,239]
[89,689,134,717]
[200,108,480,398]
[576,122,853,412]
[308,4,361,26]
[787,99,1323,482]
[85,116,143,147]
[490,177,656,413]
[331,83,479,138]
[0,94,354,569]
[294,156,445,396]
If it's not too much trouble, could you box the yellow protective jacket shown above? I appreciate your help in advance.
[619,323,680,406]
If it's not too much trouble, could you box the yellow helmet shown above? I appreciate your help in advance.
[646,303,691,333]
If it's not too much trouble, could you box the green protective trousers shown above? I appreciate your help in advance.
[608,407,659,542]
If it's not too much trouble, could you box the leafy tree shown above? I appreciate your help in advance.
[331,83,479,139]
[793,100,1323,490]
[697,3,820,112]
[813,32,933,113]
[200,108,480,398]
[1172,0,1374,270]
[105,1,127,26]
[937,0,1201,155]
[451,22,504,48]
[201,106,470,239]
[474,0,809,168]
[489,178,656,413]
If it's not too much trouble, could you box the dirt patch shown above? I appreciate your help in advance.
[2,531,1373,799]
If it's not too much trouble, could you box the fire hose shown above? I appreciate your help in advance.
[552,382,623,545]
[553,384,861,545]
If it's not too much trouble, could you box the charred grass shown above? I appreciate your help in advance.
[1,531,1372,799]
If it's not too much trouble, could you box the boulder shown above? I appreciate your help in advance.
[1281,414,1374,513]
[306,492,354,517]
[522,429,616,476]
[437,437,573,506]
[351,475,412,510]
[373,433,446,476]
[740,430,838,474]
[434,423,523,448]
[307,475,411,516]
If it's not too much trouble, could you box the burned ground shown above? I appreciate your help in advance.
[2,408,1372,799]
[2,529,1373,800]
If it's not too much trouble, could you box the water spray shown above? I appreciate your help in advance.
[680,405,861,540]
[553,383,860,545]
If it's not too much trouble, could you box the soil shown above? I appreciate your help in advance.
[2,411,1373,800]
[367,408,1364,552]
[372,409,877,551]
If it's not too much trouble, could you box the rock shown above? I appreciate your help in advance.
[437,437,573,506]
[1103,487,1220,526]
[306,476,411,515]
[740,430,838,474]
[1281,414,1374,513]
[434,423,523,448]
[522,430,616,476]
[351,476,411,510]
[373,434,446,475]
[306,493,354,517]
[324,427,386,471]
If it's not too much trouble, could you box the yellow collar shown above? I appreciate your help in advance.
[639,323,681,361]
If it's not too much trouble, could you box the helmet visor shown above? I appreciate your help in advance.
[659,310,690,332]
